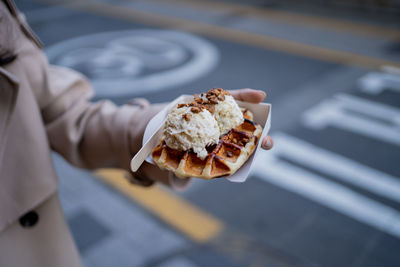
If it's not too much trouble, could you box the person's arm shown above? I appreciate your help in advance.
[40,65,272,187]
[40,65,163,185]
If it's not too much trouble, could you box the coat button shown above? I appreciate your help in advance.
[19,211,39,228]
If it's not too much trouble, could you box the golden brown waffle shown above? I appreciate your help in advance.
[152,109,262,179]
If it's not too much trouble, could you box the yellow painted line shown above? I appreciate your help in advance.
[161,0,400,39]
[95,168,223,243]
[35,0,400,70]
[189,23,400,70]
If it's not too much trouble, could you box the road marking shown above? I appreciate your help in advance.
[269,133,400,203]
[160,0,400,39]
[45,30,219,97]
[358,72,400,94]
[34,0,400,69]
[254,133,400,239]
[303,93,400,146]
[95,168,223,243]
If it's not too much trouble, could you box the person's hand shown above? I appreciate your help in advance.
[129,161,190,190]
[130,88,273,188]
[229,88,273,150]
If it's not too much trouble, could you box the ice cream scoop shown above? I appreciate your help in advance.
[212,94,244,135]
[162,88,244,160]
[163,104,219,159]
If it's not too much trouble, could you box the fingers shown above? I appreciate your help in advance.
[168,172,192,191]
[261,136,273,150]
[135,162,191,190]
[229,88,266,103]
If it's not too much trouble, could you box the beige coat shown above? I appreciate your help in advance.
[0,0,164,232]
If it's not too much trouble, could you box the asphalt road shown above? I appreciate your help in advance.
[14,0,400,266]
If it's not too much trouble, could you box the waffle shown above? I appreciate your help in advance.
[152,109,262,179]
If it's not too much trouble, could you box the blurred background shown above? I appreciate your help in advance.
[15,0,400,266]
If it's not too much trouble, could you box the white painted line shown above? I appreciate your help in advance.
[253,134,400,239]
[272,133,400,203]
[358,72,400,94]
[335,93,400,126]
[302,93,400,145]
[46,30,219,97]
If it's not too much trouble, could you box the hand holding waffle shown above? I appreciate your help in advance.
[151,88,273,180]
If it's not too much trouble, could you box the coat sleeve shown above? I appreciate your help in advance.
[41,65,164,177]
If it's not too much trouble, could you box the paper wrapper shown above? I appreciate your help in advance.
[140,95,271,183]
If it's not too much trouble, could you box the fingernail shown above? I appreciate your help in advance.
[263,137,272,149]
[261,91,266,98]
[266,137,272,147]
